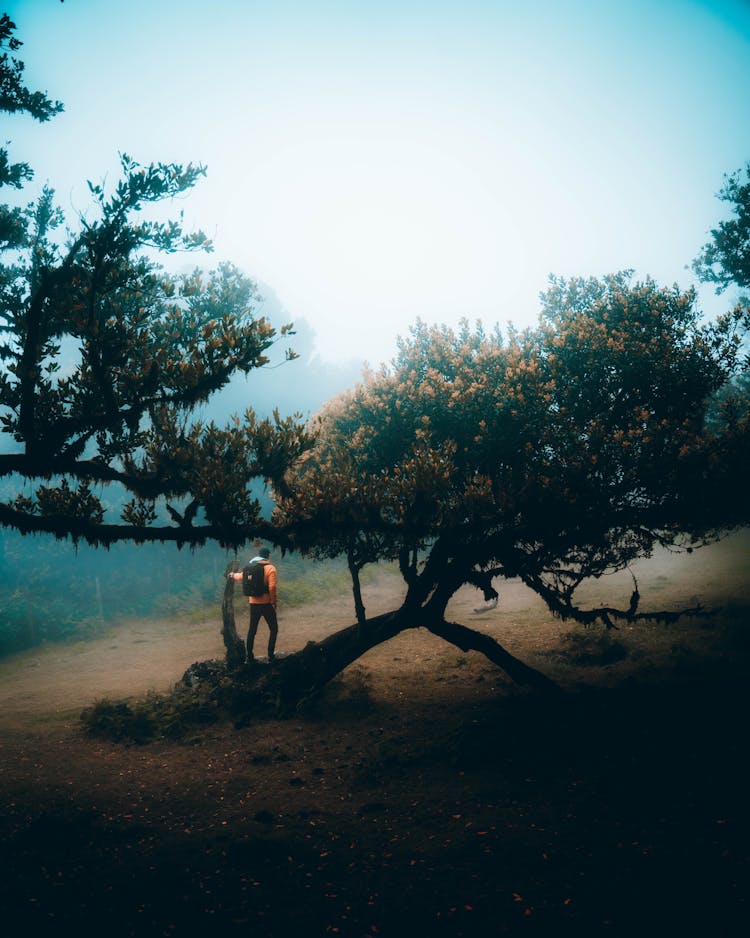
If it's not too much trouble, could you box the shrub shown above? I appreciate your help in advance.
[556,628,630,667]
[81,684,220,743]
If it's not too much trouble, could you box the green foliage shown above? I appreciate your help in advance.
[0,156,309,546]
[692,161,750,435]
[80,698,156,744]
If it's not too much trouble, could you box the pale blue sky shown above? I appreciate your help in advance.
[5,0,750,363]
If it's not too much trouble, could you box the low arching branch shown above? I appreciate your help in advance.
[0,501,289,550]
[424,617,561,693]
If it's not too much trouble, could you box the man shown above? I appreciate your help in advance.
[230,546,278,663]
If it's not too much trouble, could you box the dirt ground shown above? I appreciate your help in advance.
[1,533,749,936]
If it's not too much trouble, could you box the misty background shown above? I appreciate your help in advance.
[5,0,750,363]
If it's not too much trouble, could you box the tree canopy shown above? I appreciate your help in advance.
[278,273,749,630]
[0,17,310,549]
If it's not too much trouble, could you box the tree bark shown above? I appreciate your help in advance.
[233,610,412,716]
[221,562,246,668]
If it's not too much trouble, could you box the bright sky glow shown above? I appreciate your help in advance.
[5,0,750,364]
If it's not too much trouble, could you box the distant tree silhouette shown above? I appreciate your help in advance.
[693,161,750,432]
[693,162,750,302]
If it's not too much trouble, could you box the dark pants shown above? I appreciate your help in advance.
[248,603,278,660]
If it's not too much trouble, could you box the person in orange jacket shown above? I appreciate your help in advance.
[229,546,278,662]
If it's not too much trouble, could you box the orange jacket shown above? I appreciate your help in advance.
[233,560,277,605]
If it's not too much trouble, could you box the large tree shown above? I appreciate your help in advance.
[5,16,749,716]
[0,16,310,550]
[217,272,749,712]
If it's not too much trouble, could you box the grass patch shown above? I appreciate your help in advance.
[280,561,382,609]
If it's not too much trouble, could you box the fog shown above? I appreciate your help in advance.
[5,0,750,363]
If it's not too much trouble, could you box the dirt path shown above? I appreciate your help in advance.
[0,533,748,936]
[1,532,748,729]
[0,571,405,727]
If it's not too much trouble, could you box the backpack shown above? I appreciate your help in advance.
[242,561,267,597]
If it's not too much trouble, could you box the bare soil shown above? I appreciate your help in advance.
[1,533,749,936]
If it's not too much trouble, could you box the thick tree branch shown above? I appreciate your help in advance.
[347,546,367,627]
[464,567,502,602]
[213,608,413,716]
[0,452,176,497]
[0,501,287,549]
[211,599,564,719]
[424,617,561,692]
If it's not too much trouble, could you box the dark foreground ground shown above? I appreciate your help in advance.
[1,673,748,938]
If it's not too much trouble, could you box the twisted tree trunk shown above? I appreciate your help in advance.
[254,610,413,714]
[221,561,245,668]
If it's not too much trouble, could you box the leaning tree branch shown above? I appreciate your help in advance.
[214,575,562,718]
[212,597,413,716]
[424,617,562,693]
